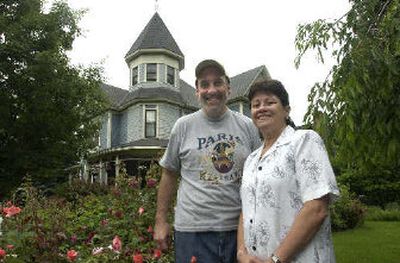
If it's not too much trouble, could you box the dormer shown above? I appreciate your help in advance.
[124,13,184,90]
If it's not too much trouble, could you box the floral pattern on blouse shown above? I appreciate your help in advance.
[240,126,340,262]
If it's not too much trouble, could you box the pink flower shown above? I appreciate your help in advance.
[114,210,123,219]
[138,207,145,216]
[85,232,96,244]
[6,244,14,250]
[112,235,122,252]
[0,248,6,259]
[191,255,197,263]
[66,250,78,262]
[132,252,143,263]
[153,248,162,259]
[146,178,157,188]
[70,234,77,244]
[2,205,22,217]
[100,219,109,226]
[128,179,139,189]
[147,225,153,234]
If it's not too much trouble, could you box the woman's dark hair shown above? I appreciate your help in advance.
[248,79,296,128]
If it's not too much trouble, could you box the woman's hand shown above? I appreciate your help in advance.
[237,249,264,263]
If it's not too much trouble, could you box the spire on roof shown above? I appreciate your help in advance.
[155,0,159,12]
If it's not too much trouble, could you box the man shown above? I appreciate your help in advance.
[154,59,261,263]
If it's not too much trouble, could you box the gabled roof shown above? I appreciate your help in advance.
[101,83,129,108]
[179,80,200,108]
[125,12,184,61]
[228,65,270,100]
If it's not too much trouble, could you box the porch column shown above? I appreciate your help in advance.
[115,155,120,179]
[81,159,89,182]
[99,161,108,185]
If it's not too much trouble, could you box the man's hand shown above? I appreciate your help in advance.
[154,221,170,251]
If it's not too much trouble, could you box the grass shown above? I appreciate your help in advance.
[333,221,400,263]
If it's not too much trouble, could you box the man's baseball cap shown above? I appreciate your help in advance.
[195,59,230,83]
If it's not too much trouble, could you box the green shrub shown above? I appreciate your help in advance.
[330,184,367,231]
[366,203,400,221]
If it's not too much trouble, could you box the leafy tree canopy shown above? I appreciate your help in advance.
[0,0,108,196]
[295,0,400,205]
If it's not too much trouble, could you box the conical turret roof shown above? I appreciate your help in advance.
[125,12,184,62]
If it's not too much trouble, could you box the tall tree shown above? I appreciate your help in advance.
[0,0,107,196]
[295,0,400,205]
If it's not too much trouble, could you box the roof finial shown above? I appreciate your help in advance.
[155,0,159,12]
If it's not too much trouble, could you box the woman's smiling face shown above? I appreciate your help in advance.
[250,91,290,133]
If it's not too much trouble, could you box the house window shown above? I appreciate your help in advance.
[146,63,157,82]
[131,66,138,86]
[145,105,157,138]
[167,66,175,85]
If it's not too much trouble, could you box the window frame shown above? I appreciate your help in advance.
[167,65,175,85]
[146,63,157,82]
[144,105,157,138]
[131,66,138,86]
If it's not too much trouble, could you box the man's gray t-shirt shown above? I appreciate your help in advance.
[159,109,261,232]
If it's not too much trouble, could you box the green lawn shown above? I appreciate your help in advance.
[333,221,400,263]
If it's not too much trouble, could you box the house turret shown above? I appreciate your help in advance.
[125,12,184,90]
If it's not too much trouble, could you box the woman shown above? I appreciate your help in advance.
[237,80,339,263]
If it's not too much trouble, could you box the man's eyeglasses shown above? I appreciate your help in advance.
[198,78,226,89]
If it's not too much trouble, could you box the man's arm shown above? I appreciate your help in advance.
[154,168,178,251]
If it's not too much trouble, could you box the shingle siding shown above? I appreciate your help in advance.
[125,105,143,143]
[159,64,166,83]
[99,115,108,149]
[111,113,121,147]
[158,103,181,139]
[139,64,146,83]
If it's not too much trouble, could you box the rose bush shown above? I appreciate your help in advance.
[0,162,174,262]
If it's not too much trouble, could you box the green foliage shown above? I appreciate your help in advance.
[366,202,400,221]
[330,184,366,231]
[339,168,400,206]
[295,0,400,205]
[0,163,173,262]
[0,0,108,197]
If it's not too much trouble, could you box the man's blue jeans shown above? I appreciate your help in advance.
[174,230,237,263]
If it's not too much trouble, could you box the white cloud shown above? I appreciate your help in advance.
[62,0,350,124]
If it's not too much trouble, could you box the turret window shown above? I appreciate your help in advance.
[131,66,138,86]
[145,105,157,138]
[167,66,175,85]
[146,63,157,82]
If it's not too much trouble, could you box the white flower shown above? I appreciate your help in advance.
[92,247,105,256]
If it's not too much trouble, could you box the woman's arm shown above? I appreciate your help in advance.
[272,195,329,263]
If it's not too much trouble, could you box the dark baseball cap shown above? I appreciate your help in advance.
[195,59,230,83]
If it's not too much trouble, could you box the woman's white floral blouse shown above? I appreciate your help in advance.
[241,126,340,262]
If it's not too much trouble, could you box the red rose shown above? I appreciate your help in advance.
[67,249,78,262]
[132,252,143,263]
[146,178,157,188]
[0,248,6,259]
[153,248,162,259]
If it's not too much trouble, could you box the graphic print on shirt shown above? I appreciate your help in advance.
[197,133,244,185]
